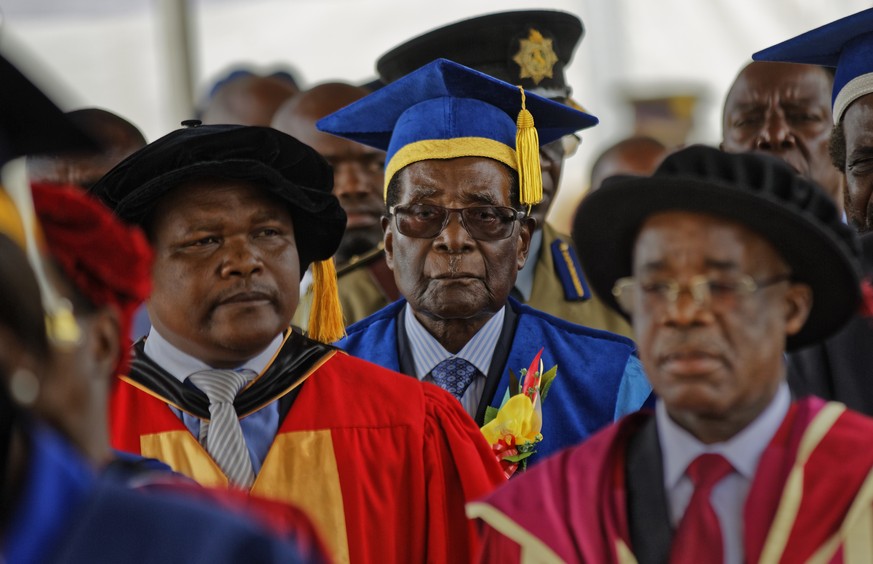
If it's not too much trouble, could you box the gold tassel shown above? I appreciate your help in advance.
[515,86,543,208]
[307,258,346,343]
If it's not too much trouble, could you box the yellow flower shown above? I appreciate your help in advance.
[481,394,543,445]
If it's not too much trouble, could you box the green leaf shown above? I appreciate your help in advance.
[540,365,558,401]
[483,406,500,426]
[509,367,519,397]
[502,451,536,463]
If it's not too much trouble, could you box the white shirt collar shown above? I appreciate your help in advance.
[143,327,285,383]
[657,380,791,488]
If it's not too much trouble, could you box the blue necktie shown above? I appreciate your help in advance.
[430,357,479,401]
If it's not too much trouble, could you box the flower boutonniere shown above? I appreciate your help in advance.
[480,347,558,478]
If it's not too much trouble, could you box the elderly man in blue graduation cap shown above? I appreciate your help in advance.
[754,7,873,235]
[336,11,634,340]
[320,58,652,467]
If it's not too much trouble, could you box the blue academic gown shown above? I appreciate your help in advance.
[337,298,652,464]
[3,423,313,564]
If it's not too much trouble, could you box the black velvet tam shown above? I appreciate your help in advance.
[573,145,863,350]
[89,124,346,270]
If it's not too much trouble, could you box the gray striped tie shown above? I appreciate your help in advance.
[188,369,255,488]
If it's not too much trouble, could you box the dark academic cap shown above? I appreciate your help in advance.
[0,53,97,165]
[317,58,597,205]
[89,123,344,270]
[752,7,873,124]
[377,10,583,101]
[89,123,348,343]
[573,145,862,350]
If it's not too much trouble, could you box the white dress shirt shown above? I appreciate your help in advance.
[656,381,791,564]
[404,304,505,418]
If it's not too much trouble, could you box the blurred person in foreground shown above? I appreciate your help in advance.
[369,10,633,337]
[89,120,504,563]
[0,233,321,564]
[323,59,651,467]
[0,52,319,564]
[271,82,395,329]
[26,107,153,340]
[469,146,873,562]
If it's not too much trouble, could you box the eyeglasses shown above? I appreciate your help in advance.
[388,204,525,241]
[540,134,581,165]
[611,273,792,315]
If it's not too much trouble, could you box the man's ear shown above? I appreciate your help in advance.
[516,217,536,270]
[783,282,813,337]
[383,217,395,271]
[87,307,121,381]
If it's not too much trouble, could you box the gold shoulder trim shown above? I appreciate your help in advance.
[758,402,847,564]
[466,501,565,563]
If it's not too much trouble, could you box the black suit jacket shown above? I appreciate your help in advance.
[625,416,673,564]
[787,232,873,415]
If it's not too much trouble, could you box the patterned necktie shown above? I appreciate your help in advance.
[188,369,255,488]
[430,357,479,401]
[670,453,734,564]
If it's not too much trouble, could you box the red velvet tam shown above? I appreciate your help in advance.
[31,182,153,373]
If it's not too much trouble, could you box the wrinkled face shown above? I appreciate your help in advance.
[722,62,839,202]
[384,157,533,323]
[842,95,873,232]
[147,179,300,368]
[631,212,811,431]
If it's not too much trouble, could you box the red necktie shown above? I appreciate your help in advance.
[670,453,734,564]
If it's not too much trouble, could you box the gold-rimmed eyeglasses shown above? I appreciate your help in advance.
[611,273,792,315]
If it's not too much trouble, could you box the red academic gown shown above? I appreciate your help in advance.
[111,331,506,564]
[468,397,873,563]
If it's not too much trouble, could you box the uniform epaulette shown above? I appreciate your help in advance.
[336,242,385,276]
[550,238,591,301]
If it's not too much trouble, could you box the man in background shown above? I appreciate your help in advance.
[27,107,146,190]
[721,61,843,214]
[271,82,397,328]
[588,136,668,193]
[200,70,298,126]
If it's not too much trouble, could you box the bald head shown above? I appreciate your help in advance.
[28,108,147,189]
[589,136,668,192]
[273,82,386,264]
[201,75,298,126]
[272,82,370,148]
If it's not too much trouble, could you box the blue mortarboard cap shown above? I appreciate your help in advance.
[316,58,597,203]
[753,7,873,124]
